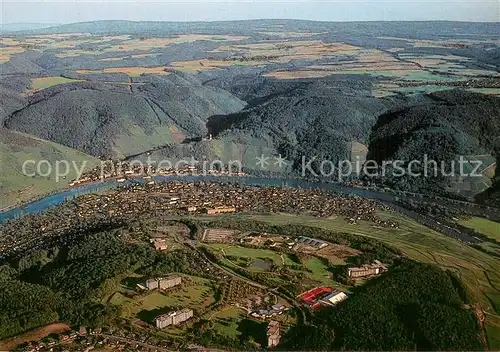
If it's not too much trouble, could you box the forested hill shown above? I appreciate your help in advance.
[208,82,393,170]
[3,75,245,159]
[366,90,500,197]
[14,20,500,40]
[281,261,483,351]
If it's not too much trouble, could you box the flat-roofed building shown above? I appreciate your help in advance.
[347,261,387,278]
[144,276,182,291]
[321,290,348,306]
[202,228,236,243]
[158,275,182,289]
[172,308,193,325]
[206,207,236,215]
[297,236,329,249]
[145,278,160,290]
[155,309,193,328]
[155,313,174,328]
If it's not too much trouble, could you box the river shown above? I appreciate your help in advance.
[0,175,478,243]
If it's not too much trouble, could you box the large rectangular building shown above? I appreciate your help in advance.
[320,290,348,306]
[158,276,182,289]
[144,276,182,290]
[347,261,387,278]
[155,313,173,328]
[206,207,236,215]
[297,236,329,249]
[267,321,280,347]
[155,309,193,328]
[145,278,160,290]
[172,308,193,325]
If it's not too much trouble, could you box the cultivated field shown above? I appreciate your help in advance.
[75,66,170,76]
[2,30,497,96]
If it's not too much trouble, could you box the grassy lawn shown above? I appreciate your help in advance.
[204,243,287,267]
[117,275,215,322]
[459,217,500,242]
[204,240,345,288]
[303,257,331,283]
[210,307,247,339]
[237,211,500,350]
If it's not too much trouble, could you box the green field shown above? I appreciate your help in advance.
[112,124,185,159]
[467,88,500,96]
[116,275,216,322]
[209,307,247,339]
[0,130,100,209]
[235,211,500,350]
[459,217,500,242]
[204,243,295,267]
[303,257,331,283]
[401,70,465,82]
[204,241,345,288]
[31,76,84,90]
[395,85,454,94]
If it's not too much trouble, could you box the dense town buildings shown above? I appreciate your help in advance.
[0,181,397,259]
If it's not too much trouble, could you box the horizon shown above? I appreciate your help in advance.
[3,18,500,25]
[2,1,499,24]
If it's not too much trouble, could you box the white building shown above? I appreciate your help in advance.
[321,290,348,306]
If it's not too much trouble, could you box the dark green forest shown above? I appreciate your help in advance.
[0,229,191,339]
[281,261,483,351]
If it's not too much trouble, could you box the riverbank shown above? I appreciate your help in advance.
[0,174,485,245]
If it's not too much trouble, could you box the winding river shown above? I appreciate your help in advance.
[0,175,390,223]
[0,175,478,243]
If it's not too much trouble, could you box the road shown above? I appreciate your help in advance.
[185,239,303,310]
[96,333,176,352]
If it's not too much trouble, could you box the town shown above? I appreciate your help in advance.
[67,161,246,187]
[0,180,398,351]
[0,180,398,260]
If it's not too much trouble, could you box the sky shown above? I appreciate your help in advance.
[1,0,499,24]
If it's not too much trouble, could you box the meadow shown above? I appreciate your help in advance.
[459,217,500,242]
[31,76,84,90]
[207,306,247,340]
